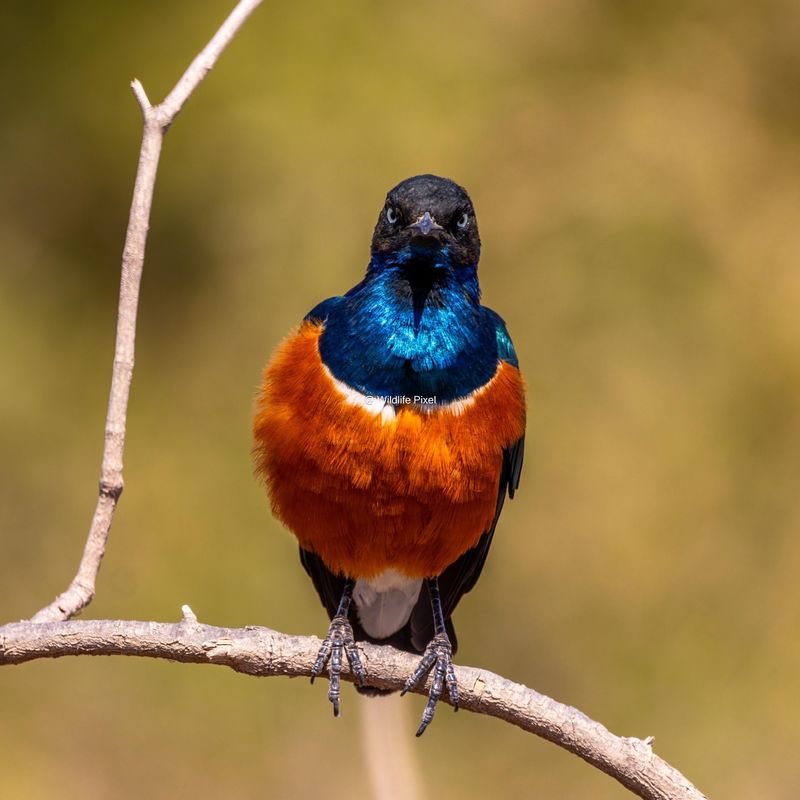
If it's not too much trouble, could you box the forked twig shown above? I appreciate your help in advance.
[30,0,264,623]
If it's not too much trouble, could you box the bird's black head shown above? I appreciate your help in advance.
[371,174,480,268]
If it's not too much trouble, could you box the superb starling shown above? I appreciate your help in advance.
[254,174,525,735]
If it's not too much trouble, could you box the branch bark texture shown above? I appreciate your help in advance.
[0,618,706,800]
[30,0,264,623]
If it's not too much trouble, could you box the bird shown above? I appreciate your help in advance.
[253,174,525,735]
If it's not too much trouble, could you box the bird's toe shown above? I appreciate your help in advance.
[401,631,458,736]
[310,614,365,716]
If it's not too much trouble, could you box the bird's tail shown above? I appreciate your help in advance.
[356,683,395,697]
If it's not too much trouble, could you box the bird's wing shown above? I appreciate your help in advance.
[304,295,345,324]
[445,434,524,603]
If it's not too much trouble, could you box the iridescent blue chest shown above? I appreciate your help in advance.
[310,257,502,402]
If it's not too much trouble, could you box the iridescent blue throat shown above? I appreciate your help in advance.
[309,246,510,402]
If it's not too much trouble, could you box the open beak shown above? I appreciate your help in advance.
[407,211,444,238]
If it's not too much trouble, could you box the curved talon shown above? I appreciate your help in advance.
[309,613,364,716]
[401,632,458,736]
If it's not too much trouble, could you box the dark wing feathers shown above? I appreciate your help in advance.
[506,434,525,499]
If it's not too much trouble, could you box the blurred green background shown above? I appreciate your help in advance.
[2,0,799,797]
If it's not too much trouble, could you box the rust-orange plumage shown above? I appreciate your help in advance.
[254,320,525,579]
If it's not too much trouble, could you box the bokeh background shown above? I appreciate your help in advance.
[2,1,799,797]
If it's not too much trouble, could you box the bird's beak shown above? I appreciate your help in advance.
[407,211,444,238]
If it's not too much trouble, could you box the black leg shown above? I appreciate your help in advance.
[309,582,366,716]
[401,577,459,736]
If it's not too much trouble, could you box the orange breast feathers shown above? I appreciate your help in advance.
[253,321,526,580]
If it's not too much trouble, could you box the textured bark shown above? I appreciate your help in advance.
[0,617,706,800]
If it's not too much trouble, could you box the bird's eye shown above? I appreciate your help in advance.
[386,207,399,224]
[457,212,470,229]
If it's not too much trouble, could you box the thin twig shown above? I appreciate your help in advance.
[30,0,264,623]
[130,78,151,114]
[0,618,707,800]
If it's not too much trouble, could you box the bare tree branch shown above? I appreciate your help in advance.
[30,0,264,623]
[10,4,709,800]
[0,617,706,800]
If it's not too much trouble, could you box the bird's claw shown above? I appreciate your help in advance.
[401,631,459,736]
[310,614,365,716]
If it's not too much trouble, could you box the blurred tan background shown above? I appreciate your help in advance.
[2,1,799,797]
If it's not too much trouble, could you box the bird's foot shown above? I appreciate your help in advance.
[401,631,459,736]
[310,614,365,716]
